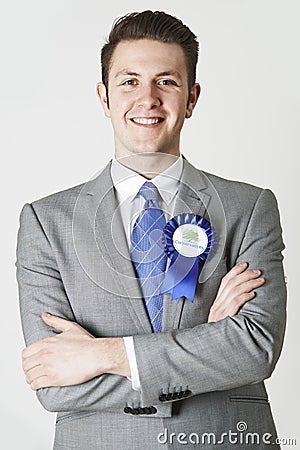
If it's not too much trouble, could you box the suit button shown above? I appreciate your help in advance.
[178,391,184,399]
[149,406,157,414]
[159,393,167,402]
[138,407,145,414]
[144,407,152,414]
[132,408,140,415]
[124,407,132,414]
[183,389,192,398]
[166,393,173,401]
[172,392,179,400]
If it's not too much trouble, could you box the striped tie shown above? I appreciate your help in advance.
[131,182,167,332]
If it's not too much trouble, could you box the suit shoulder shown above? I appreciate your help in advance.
[203,170,262,191]
[201,170,268,203]
[31,182,85,209]
[27,162,111,212]
[18,181,91,237]
[199,169,282,218]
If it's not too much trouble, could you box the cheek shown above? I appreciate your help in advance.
[170,99,189,125]
[110,93,134,114]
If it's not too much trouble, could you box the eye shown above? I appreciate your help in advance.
[122,79,137,86]
[158,79,176,86]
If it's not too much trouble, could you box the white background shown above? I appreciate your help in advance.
[1,0,299,448]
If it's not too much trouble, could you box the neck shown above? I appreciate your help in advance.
[114,152,180,179]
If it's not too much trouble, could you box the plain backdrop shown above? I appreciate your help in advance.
[1,0,299,448]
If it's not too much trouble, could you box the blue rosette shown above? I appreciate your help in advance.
[160,213,213,302]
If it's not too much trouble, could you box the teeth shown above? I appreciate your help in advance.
[132,118,161,125]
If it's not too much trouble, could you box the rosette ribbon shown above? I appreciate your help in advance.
[160,213,213,302]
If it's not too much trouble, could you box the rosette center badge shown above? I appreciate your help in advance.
[173,224,208,258]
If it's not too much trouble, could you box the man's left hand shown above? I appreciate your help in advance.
[22,313,131,390]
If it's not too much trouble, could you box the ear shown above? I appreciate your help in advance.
[185,83,201,119]
[96,82,111,118]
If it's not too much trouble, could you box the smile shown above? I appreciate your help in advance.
[130,117,164,125]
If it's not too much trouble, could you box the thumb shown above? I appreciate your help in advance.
[42,312,74,332]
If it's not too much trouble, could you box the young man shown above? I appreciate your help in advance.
[17,11,286,450]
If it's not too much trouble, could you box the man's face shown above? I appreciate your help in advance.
[97,39,200,159]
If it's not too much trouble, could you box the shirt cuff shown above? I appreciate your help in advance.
[123,336,141,391]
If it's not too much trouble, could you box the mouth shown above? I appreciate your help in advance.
[130,117,164,126]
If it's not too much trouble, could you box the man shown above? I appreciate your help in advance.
[16,11,286,450]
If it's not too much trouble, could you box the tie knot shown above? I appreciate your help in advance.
[139,182,160,202]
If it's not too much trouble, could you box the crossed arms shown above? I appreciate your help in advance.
[22,263,264,390]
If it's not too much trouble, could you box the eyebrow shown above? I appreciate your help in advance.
[114,69,183,80]
[156,71,183,80]
[114,70,140,79]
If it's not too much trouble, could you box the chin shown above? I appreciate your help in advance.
[132,147,164,154]
[130,141,175,155]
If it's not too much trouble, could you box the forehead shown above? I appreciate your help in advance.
[109,39,188,79]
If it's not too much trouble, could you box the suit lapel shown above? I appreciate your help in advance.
[84,161,152,333]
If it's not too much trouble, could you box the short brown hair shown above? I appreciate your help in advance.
[101,10,199,94]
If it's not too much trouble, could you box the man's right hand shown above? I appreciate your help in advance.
[208,262,265,323]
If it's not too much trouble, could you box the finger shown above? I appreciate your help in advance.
[213,275,264,312]
[42,313,74,332]
[224,262,248,278]
[217,278,265,316]
[29,370,63,390]
[221,277,265,303]
[210,291,256,322]
[217,270,263,303]
[235,277,265,295]
[226,291,256,316]
[22,351,44,373]
[219,263,248,290]
[30,376,50,391]
[25,364,45,384]
[22,341,45,360]
[230,269,263,288]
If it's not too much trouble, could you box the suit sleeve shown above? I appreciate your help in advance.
[16,203,139,413]
[133,188,287,406]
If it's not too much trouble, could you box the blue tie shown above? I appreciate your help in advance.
[131,182,167,332]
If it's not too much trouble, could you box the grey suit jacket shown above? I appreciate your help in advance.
[16,158,286,449]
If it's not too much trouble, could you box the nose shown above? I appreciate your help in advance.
[137,84,161,109]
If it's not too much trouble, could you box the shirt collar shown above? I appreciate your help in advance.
[111,155,183,205]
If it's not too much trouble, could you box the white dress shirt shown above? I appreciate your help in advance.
[110,155,183,391]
